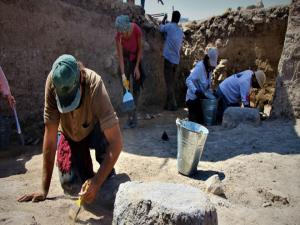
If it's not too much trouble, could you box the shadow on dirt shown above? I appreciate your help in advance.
[80,173,130,224]
[122,110,300,162]
[0,144,41,178]
[190,169,225,181]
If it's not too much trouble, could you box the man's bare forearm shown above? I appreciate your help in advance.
[42,145,56,196]
[41,123,58,196]
[94,124,122,188]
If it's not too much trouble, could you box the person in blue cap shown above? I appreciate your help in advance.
[115,15,144,128]
[18,54,123,204]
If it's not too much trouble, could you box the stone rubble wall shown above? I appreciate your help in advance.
[272,0,300,119]
[178,5,289,110]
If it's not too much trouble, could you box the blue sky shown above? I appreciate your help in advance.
[134,0,291,21]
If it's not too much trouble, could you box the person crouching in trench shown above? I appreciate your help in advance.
[18,54,122,204]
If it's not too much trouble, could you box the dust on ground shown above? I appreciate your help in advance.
[0,109,299,225]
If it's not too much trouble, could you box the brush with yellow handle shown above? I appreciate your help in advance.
[121,73,135,112]
[68,180,91,223]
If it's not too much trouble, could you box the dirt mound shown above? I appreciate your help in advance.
[0,0,165,126]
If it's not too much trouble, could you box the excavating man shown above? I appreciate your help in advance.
[215,69,266,121]
[160,10,184,111]
[18,54,122,204]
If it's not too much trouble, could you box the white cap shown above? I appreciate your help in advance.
[206,47,218,67]
[254,70,266,88]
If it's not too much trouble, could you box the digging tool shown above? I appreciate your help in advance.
[68,181,90,223]
[69,197,83,224]
[12,106,25,145]
[121,78,135,113]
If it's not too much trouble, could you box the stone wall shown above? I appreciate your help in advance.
[0,0,165,126]
[272,0,300,119]
[178,6,289,109]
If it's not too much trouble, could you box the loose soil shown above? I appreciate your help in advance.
[0,109,299,225]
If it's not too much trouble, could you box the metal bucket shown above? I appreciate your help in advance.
[201,99,218,126]
[176,118,209,176]
[0,114,11,150]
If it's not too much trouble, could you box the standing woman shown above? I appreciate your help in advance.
[115,15,144,128]
[185,47,218,124]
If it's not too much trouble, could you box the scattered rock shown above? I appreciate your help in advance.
[144,113,154,120]
[252,16,264,24]
[266,190,289,205]
[263,104,272,117]
[257,188,290,206]
[161,131,169,141]
[205,174,225,196]
[113,181,218,225]
[262,202,272,207]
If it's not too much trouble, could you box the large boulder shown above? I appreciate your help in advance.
[272,0,300,119]
[113,181,218,225]
[222,107,261,128]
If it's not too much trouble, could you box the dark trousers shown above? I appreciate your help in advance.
[186,89,208,124]
[215,87,239,123]
[164,58,178,110]
[186,98,202,124]
[57,123,108,195]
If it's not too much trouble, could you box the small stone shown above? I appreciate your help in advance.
[205,174,225,196]
[262,202,272,207]
[161,131,169,141]
[252,16,264,24]
[144,113,153,120]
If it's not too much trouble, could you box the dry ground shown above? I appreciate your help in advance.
[0,109,299,225]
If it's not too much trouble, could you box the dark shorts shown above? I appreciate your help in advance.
[57,123,108,195]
